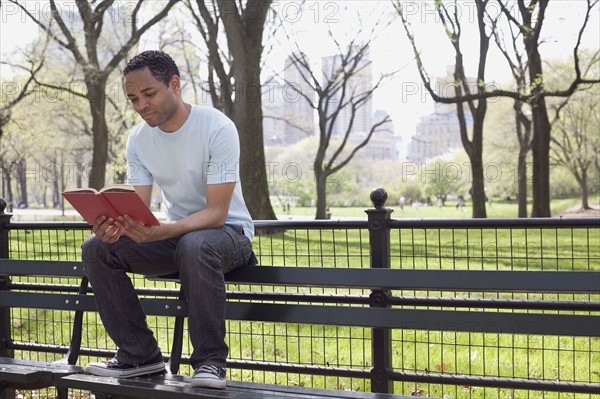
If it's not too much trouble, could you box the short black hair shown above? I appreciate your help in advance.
[123,50,180,86]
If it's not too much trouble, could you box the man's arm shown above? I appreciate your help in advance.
[133,185,153,208]
[167,182,234,234]
[118,182,236,243]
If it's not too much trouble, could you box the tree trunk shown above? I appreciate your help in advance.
[76,154,83,188]
[2,164,13,212]
[17,159,28,208]
[233,101,275,220]
[469,154,487,218]
[53,177,60,208]
[449,0,488,219]
[523,5,552,218]
[530,102,552,217]
[455,80,487,219]
[43,183,48,208]
[215,0,276,221]
[86,76,109,190]
[56,153,64,209]
[314,164,328,220]
[517,149,528,218]
[513,100,532,219]
[577,169,590,210]
[228,54,276,221]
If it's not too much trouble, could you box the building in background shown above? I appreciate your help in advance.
[262,76,287,146]
[355,109,399,160]
[406,66,475,163]
[264,49,399,160]
[321,47,373,142]
[282,55,315,144]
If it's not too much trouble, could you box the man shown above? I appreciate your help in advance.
[81,50,255,390]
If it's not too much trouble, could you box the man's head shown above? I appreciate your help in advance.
[123,50,180,86]
[123,51,185,130]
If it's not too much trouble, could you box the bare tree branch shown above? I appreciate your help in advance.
[0,27,51,138]
[282,6,396,217]
[105,0,179,73]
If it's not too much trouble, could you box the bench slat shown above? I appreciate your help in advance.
[225,302,600,336]
[0,367,47,384]
[0,260,84,277]
[0,292,188,316]
[3,292,596,336]
[0,357,83,384]
[4,260,599,293]
[226,267,600,293]
[226,379,429,398]
[61,373,412,399]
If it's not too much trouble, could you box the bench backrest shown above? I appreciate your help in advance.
[2,259,599,336]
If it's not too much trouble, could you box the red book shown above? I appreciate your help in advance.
[62,184,160,226]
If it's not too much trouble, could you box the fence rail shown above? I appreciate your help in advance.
[1,194,599,399]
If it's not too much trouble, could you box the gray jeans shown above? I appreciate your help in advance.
[82,224,255,369]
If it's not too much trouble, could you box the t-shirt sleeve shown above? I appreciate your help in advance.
[206,122,240,185]
[126,132,154,186]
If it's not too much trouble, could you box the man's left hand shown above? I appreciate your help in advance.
[116,215,162,243]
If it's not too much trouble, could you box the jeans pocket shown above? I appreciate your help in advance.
[222,224,255,273]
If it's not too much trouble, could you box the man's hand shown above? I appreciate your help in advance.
[116,215,163,243]
[92,216,125,243]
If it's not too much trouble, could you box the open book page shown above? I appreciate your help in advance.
[63,184,135,194]
[99,184,136,193]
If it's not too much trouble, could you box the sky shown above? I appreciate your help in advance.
[1,1,599,149]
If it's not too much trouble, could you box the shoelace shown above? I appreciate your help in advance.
[195,365,221,376]
[106,358,124,366]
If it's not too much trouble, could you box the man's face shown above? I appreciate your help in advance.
[124,67,179,128]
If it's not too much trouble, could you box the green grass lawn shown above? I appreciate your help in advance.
[280,195,598,219]
[13,195,598,222]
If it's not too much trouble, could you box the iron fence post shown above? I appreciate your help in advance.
[365,188,394,394]
[0,197,16,399]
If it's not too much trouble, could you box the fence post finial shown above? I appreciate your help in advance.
[370,188,388,209]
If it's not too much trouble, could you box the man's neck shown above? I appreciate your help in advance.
[159,102,192,133]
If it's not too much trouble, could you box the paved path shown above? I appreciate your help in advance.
[557,201,600,218]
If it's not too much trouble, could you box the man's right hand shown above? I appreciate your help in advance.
[92,216,124,243]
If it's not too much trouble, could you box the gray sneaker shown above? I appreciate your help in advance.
[84,352,165,378]
[191,365,226,389]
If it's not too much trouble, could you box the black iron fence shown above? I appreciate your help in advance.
[1,193,599,399]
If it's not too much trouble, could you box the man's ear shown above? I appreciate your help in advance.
[169,75,181,92]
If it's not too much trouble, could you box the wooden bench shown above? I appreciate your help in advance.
[2,257,599,398]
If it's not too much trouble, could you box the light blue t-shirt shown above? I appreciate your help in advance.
[126,105,254,240]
